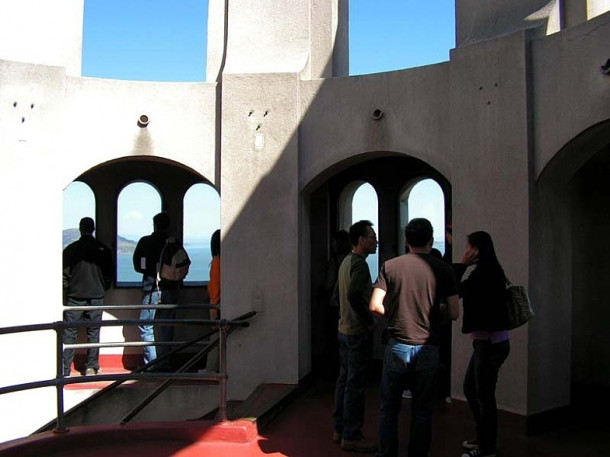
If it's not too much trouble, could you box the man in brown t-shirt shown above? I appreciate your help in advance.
[370,218,459,457]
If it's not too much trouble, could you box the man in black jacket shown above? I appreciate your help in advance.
[62,217,113,376]
[133,212,184,370]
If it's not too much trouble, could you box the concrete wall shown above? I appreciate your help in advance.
[456,0,561,46]
[299,65,452,189]
[531,11,610,179]
[60,77,217,187]
[220,73,301,397]
[208,0,347,79]
[0,0,84,76]
[449,31,531,414]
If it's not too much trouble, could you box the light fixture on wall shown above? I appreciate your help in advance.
[137,114,150,128]
[371,109,384,120]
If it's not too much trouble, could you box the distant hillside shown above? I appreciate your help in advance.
[62,229,137,253]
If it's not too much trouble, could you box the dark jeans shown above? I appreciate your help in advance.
[463,339,510,454]
[377,339,439,457]
[63,297,103,375]
[153,288,179,370]
[333,330,372,440]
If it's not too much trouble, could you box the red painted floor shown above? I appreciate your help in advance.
[2,377,609,456]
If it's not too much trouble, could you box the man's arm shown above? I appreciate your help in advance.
[369,287,386,316]
[102,246,114,290]
[132,239,145,274]
[347,260,374,326]
[445,294,460,320]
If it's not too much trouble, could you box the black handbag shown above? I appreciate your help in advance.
[505,280,534,329]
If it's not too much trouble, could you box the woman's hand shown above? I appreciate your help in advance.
[462,243,479,265]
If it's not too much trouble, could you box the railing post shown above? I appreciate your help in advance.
[218,320,228,422]
[54,323,67,433]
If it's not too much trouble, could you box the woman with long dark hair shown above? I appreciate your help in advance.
[454,231,509,457]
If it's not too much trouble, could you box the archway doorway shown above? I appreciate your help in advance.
[307,154,451,381]
[63,156,215,372]
[533,120,610,425]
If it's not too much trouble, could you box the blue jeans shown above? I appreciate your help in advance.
[333,330,372,440]
[463,339,510,454]
[377,339,439,457]
[139,277,159,365]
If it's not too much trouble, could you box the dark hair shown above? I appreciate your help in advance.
[153,212,170,231]
[79,217,95,233]
[405,218,433,248]
[210,229,221,257]
[333,229,351,255]
[467,231,503,273]
[349,220,374,247]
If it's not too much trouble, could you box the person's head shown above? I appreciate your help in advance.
[333,229,351,256]
[466,231,499,265]
[79,217,95,235]
[210,229,220,257]
[153,212,170,232]
[349,220,377,257]
[405,218,433,249]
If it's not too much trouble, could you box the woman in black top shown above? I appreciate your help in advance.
[454,231,510,457]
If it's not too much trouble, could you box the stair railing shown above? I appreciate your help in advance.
[0,306,256,433]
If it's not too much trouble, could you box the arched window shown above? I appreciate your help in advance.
[63,181,95,249]
[117,182,162,283]
[399,178,445,255]
[339,181,379,280]
[183,183,220,283]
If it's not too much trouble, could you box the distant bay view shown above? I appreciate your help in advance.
[64,230,445,284]
[118,244,212,283]
[63,229,212,283]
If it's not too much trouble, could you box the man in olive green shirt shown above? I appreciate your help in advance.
[333,220,378,453]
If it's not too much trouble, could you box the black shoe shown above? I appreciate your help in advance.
[461,449,496,457]
[341,436,377,453]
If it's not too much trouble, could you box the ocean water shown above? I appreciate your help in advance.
[118,246,212,283]
[118,242,446,283]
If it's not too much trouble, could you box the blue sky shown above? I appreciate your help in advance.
[68,1,454,243]
[82,0,455,81]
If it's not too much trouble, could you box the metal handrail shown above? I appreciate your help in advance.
[0,305,256,433]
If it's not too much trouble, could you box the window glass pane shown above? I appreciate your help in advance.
[183,183,220,283]
[63,181,95,249]
[117,182,161,282]
[352,182,379,280]
[403,178,445,255]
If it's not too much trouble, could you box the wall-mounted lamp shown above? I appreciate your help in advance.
[137,114,149,128]
[601,59,610,75]
[371,109,384,120]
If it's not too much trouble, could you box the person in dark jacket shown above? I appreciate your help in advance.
[133,212,184,369]
[454,231,509,457]
[62,217,113,376]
